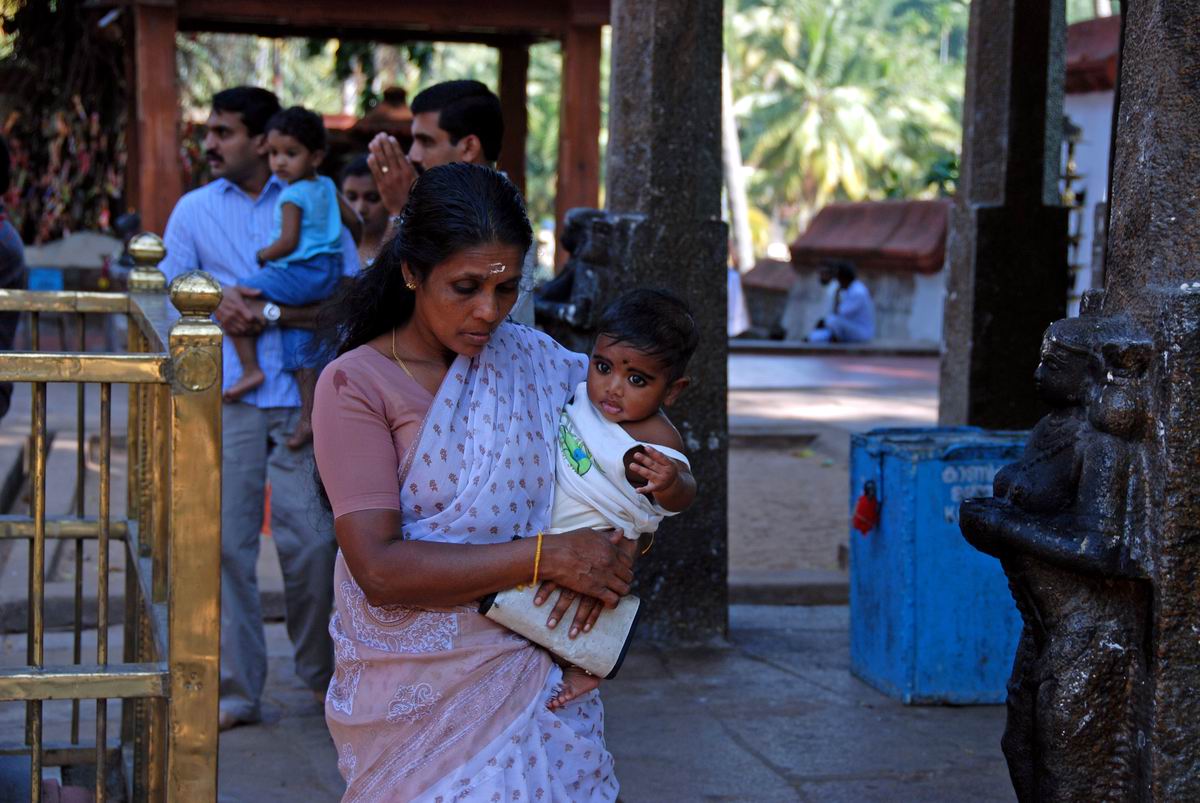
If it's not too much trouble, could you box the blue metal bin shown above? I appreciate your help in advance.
[849,427,1026,704]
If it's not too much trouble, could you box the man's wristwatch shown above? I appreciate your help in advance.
[262,302,282,325]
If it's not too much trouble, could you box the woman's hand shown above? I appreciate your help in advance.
[535,530,638,638]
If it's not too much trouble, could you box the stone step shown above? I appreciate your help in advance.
[730,338,939,357]
[728,420,818,449]
[727,568,849,606]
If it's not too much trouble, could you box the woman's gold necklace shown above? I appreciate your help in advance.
[390,327,416,380]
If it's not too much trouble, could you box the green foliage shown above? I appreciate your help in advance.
[727,0,968,237]
[176,35,344,116]
[1067,0,1101,23]
[525,42,563,229]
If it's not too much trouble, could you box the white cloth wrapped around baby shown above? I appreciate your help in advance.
[480,380,691,678]
[548,380,690,537]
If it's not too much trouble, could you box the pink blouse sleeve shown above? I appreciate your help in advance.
[313,359,402,519]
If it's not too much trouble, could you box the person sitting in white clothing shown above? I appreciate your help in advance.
[808,260,875,343]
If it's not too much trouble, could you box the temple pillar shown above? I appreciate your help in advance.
[497,42,529,198]
[554,22,602,268]
[938,0,1070,429]
[959,3,1200,798]
[131,1,182,235]
[602,0,727,642]
[1102,3,1200,797]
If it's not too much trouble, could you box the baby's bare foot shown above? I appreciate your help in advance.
[224,368,264,402]
[547,666,601,711]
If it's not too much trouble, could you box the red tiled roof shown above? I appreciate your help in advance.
[788,199,950,275]
[1066,16,1121,94]
[323,114,359,132]
[741,259,795,292]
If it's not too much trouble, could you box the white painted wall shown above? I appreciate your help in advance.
[779,269,945,343]
[1063,89,1116,314]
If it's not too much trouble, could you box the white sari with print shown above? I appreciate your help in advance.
[324,324,618,802]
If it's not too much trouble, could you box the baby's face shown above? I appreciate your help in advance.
[266,131,320,184]
[586,336,676,424]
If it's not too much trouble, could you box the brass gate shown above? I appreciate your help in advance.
[0,234,222,801]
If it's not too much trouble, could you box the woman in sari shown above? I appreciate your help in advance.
[312,163,633,801]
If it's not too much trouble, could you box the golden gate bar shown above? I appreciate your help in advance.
[0,234,222,801]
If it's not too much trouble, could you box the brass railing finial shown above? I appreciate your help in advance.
[128,232,169,292]
[168,270,223,322]
[168,270,223,394]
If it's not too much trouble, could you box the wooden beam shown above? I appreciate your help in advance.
[132,3,183,236]
[498,44,530,198]
[177,20,553,47]
[569,0,611,27]
[555,23,602,268]
[176,0,609,38]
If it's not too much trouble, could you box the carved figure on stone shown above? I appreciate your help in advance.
[960,312,1153,802]
[534,207,613,352]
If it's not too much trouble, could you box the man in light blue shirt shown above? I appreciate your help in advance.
[808,260,876,343]
[159,87,359,730]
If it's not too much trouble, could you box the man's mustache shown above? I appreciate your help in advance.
[205,150,223,163]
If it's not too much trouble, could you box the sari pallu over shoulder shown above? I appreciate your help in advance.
[327,323,616,802]
[398,323,587,544]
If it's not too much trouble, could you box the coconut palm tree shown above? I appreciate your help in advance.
[727,0,967,235]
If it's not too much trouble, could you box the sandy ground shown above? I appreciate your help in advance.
[728,438,850,572]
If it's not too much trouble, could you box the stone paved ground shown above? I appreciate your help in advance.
[240,604,1013,802]
[1,607,1013,802]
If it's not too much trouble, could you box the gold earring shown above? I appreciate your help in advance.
[405,279,417,290]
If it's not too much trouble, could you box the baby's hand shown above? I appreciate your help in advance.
[630,446,679,496]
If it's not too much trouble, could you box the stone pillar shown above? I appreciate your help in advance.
[1104,3,1200,797]
[938,0,1070,429]
[603,0,728,642]
[959,3,1200,799]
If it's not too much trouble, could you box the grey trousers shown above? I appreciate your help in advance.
[220,402,337,720]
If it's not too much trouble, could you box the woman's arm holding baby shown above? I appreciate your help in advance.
[336,509,635,609]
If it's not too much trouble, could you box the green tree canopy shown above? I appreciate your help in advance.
[727,0,969,237]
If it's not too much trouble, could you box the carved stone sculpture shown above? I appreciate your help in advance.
[960,310,1154,801]
[533,207,613,352]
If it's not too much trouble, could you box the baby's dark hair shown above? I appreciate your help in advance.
[265,106,327,153]
[594,289,698,381]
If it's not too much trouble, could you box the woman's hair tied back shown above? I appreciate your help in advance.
[323,163,531,357]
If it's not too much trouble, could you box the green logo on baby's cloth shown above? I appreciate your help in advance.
[559,422,593,475]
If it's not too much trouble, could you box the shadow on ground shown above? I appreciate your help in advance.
[204,607,1014,802]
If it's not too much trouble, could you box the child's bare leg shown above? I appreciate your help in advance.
[547,663,601,710]
[286,368,316,449]
[225,334,265,401]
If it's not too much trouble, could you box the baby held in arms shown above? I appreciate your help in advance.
[544,288,698,708]
[225,106,362,447]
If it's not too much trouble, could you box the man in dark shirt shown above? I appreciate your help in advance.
[0,135,27,420]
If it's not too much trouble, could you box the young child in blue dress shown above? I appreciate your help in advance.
[225,106,361,447]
